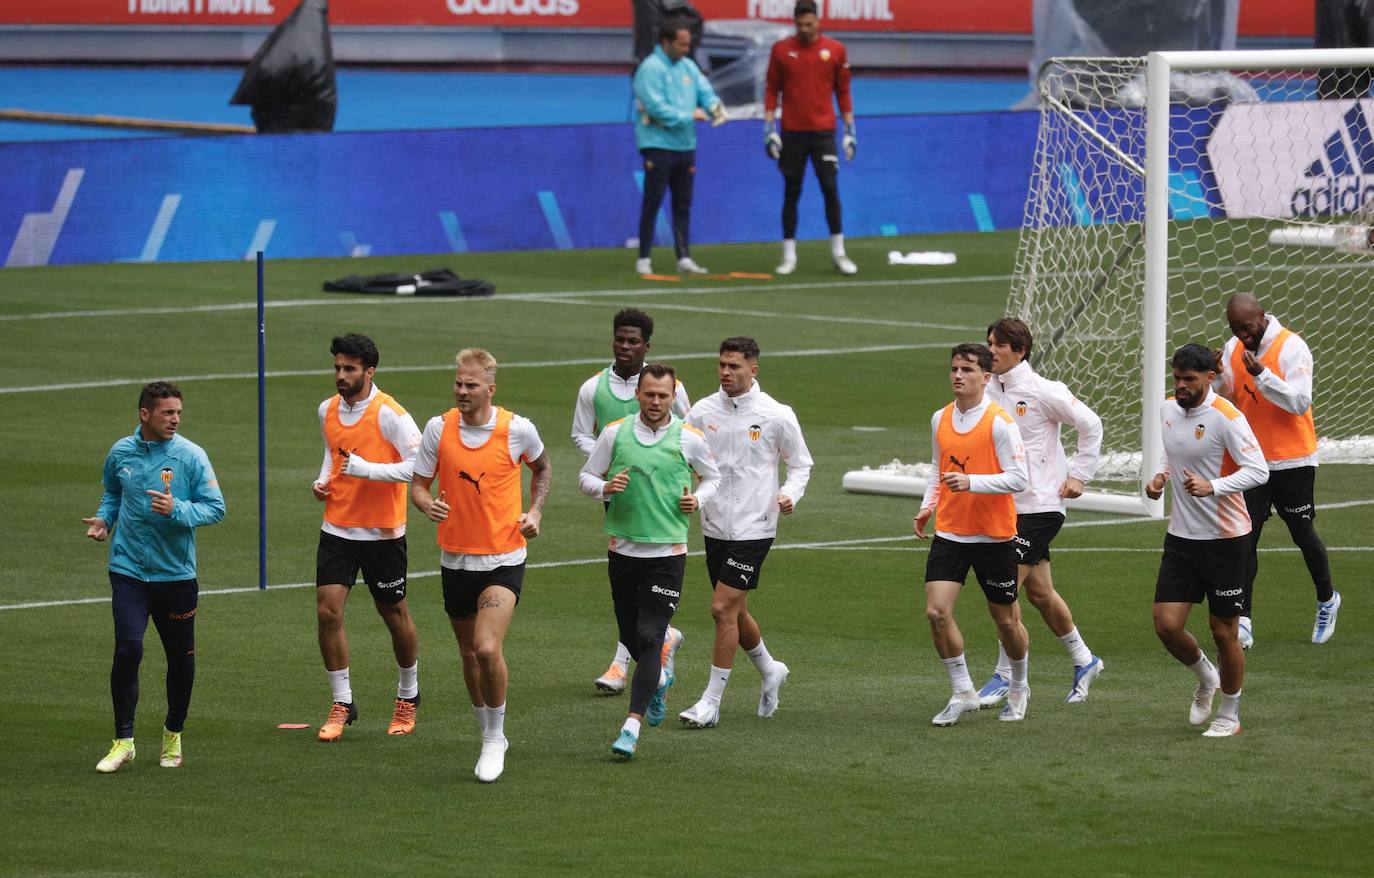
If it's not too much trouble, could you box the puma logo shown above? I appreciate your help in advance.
[459,471,485,494]
[947,454,970,473]
[1242,385,1258,403]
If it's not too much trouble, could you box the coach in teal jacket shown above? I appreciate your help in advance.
[85,381,224,774]
[631,19,724,275]
[95,413,225,581]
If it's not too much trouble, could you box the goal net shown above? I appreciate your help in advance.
[1009,51,1374,513]
[845,50,1374,516]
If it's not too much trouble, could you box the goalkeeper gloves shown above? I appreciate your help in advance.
[765,120,782,160]
[842,123,857,161]
[710,102,728,127]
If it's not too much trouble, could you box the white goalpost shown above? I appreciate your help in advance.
[844,49,1374,517]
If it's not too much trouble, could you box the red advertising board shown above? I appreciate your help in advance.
[0,0,1315,37]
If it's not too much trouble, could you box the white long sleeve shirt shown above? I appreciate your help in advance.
[1157,389,1269,540]
[989,360,1103,515]
[919,396,1029,544]
[570,365,691,457]
[315,384,422,541]
[1214,314,1317,470]
[413,408,545,571]
[578,413,721,558]
[686,381,813,541]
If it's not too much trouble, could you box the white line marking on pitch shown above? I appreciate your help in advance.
[0,341,959,395]
[0,275,1006,323]
[7,503,1371,612]
[532,296,975,332]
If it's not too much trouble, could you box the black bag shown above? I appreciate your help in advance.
[323,268,495,297]
[230,0,337,133]
[632,0,704,64]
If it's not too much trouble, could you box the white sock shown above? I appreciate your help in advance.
[782,238,797,261]
[1188,653,1220,686]
[994,641,1012,679]
[397,662,418,700]
[1009,653,1029,690]
[484,703,506,742]
[613,641,631,671]
[658,667,668,688]
[622,716,642,737]
[746,641,775,676]
[1059,627,1093,668]
[1217,688,1242,722]
[942,654,974,694]
[327,667,352,704]
[830,233,846,258]
[472,704,485,733]
[704,665,731,704]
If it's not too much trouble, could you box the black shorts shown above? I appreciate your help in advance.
[1013,512,1065,566]
[704,536,774,591]
[1244,465,1318,527]
[779,129,839,179]
[1153,533,1249,618]
[924,537,1019,604]
[316,532,408,605]
[441,564,524,619]
[608,552,686,614]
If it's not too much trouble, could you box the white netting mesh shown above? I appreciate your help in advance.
[1008,56,1374,490]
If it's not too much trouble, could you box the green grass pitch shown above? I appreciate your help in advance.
[1,233,1370,876]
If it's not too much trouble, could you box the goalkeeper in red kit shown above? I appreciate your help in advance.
[763,0,857,276]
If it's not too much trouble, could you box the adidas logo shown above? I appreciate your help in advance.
[1290,101,1374,217]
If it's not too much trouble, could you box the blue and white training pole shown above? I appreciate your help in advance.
[257,251,267,590]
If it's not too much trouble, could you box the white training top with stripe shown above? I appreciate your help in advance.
[1156,388,1269,540]
[989,360,1103,515]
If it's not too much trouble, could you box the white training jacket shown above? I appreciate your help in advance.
[1156,389,1269,540]
[314,384,422,541]
[919,395,1029,544]
[686,381,814,541]
[1214,314,1317,470]
[570,364,691,457]
[989,360,1103,516]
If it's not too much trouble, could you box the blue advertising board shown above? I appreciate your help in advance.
[3,112,1045,268]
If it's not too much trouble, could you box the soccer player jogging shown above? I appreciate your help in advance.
[579,364,720,758]
[411,349,551,783]
[572,308,691,695]
[914,344,1031,726]
[977,318,1106,706]
[1146,344,1269,737]
[1214,293,1341,647]
[632,19,726,276]
[311,334,423,742]
[764,0,858,276]
[84,382,226,773]
[678,337,812,728]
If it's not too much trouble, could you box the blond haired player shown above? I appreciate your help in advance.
[411,348,551,783]
[915,343,1030,726]
[311,333,423,742]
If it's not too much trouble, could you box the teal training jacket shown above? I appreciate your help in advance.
[632,45,721,152]
[96,428,226,582]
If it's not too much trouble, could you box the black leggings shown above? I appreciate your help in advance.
[779,129,843,238]
[608,553,684,716]
[638,148,695,259]
[1243,467,1334,613]
[110,573,198,738]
